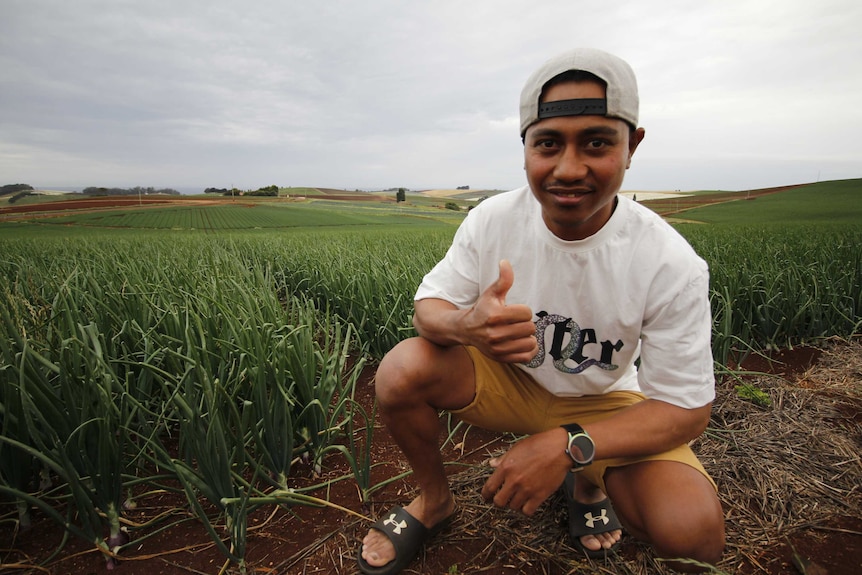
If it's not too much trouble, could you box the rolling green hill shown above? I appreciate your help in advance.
[674,179,862,225]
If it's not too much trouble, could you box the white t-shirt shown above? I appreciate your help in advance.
[415,186,715,409]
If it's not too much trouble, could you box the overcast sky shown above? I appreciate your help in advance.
[2,0,860,193]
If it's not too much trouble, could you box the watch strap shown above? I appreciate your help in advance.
[562,423,585,435]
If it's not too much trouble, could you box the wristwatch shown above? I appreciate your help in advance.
[561,423,595,471]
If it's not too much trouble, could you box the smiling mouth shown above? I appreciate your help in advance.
[548,188,592,198]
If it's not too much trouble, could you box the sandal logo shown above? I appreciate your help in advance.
[584,509,609,529]
[384,514,408,534]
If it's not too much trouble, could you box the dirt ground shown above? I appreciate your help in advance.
[1,340,860,574]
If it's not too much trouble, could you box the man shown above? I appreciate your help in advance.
[358,48,725,575]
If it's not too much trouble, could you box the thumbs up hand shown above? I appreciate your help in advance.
[463,260,537,363]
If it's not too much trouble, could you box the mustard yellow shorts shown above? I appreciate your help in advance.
[451,347,716,493]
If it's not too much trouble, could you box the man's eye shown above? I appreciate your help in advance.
[587,139,607,149]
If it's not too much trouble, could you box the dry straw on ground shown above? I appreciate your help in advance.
[306,340,861,574]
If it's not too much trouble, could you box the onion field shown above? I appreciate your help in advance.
[1,181,860,570]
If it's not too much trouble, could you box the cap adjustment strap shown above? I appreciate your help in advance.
[537,98,607,120]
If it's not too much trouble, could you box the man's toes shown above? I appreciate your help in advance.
[595,529,621,549]
[361,532,395,567]
[581,529,620,551]
[580,534,603,551]
[361,545,385,566]
[599,531,620,549]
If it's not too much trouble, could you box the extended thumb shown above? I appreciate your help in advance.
[492,259,514,300]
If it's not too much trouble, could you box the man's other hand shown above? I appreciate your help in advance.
[481,429,570,515]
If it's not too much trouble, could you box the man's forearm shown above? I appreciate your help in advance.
[412,298,468,347]
[413,295,539,364]
[584,399,712,460]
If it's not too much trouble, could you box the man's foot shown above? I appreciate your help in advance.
[564,472,622,557]
[360,493,456,570]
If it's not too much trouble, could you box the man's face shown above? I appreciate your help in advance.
[523,79,645,241]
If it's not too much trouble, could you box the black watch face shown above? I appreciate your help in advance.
[571,435,595,464]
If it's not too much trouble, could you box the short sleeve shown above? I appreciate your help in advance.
[637,264,715,408]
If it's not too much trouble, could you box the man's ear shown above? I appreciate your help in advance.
[626,127,646,169]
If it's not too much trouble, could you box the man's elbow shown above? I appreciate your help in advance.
[686,402,713,439]
[410,313,424,336]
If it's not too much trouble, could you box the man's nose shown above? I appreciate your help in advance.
[553,146,588,181]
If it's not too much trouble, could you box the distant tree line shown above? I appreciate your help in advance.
[1,183,34,196]
[83,186,180,196]
[1,183,36,203]
[246,185,279,197]
[204,185,279,197]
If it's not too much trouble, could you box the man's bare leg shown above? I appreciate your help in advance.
[360,338,476,568]
[605,460,725,572]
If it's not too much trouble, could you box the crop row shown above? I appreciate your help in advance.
[37,203,438,230]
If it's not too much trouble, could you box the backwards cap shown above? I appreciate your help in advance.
[519,48,639,136]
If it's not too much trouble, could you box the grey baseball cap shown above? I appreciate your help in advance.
[519,48,639,136]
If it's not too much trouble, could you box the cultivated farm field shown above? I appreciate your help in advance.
[1,181,860,574]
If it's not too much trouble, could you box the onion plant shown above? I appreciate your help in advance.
[5,332,131,568]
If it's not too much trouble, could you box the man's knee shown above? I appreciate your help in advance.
[374,338,424,405]
[607,462,724,568]
[650,501,725,568]
[375,338,475,412]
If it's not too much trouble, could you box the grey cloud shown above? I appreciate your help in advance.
[1,0,860,191]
